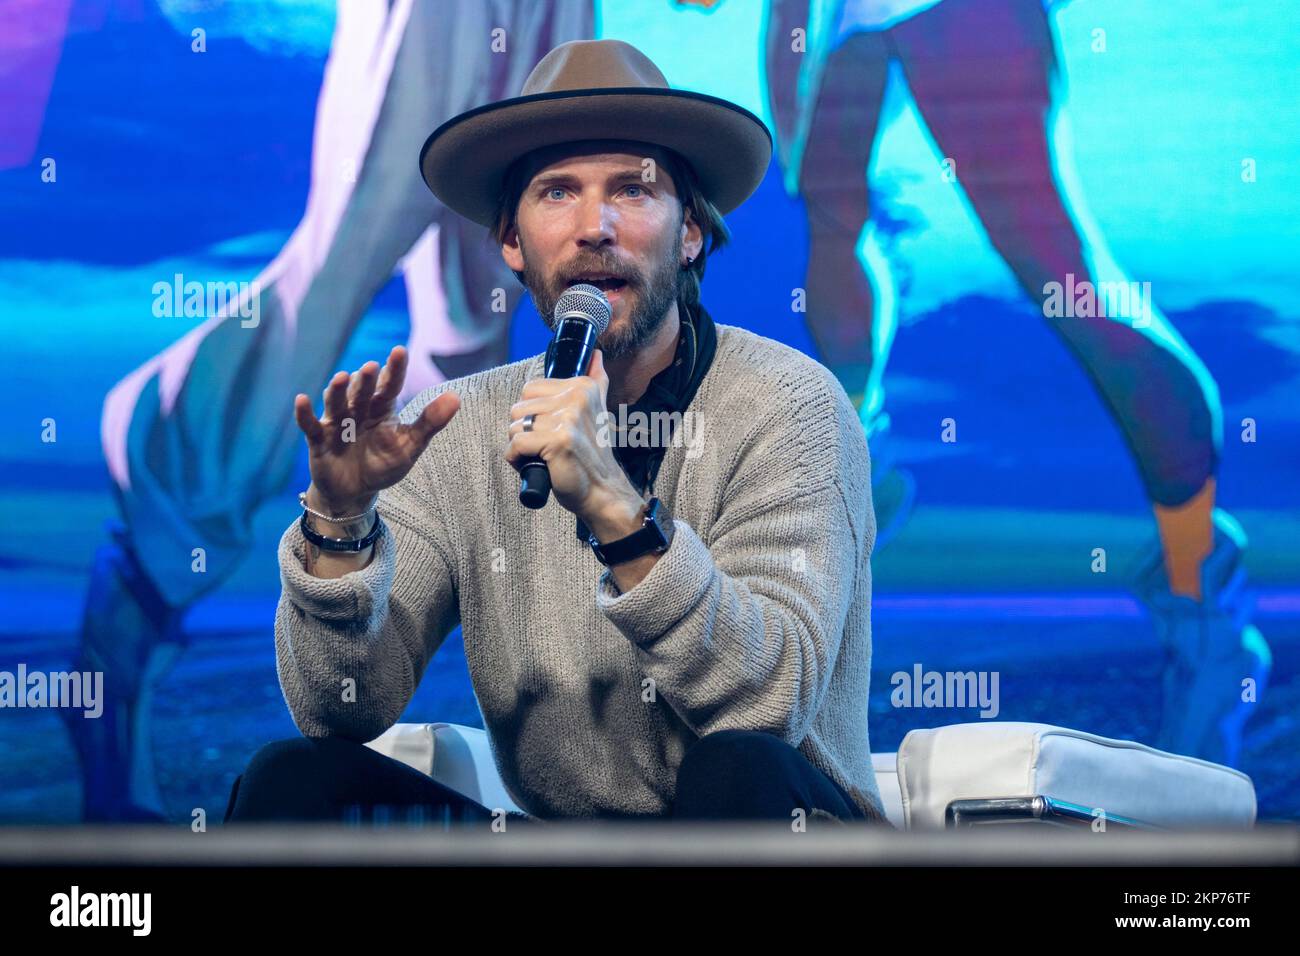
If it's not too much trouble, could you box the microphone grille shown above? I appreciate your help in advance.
[555,283,612,336]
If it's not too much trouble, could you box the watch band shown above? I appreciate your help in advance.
[588,497,674,566]
[300,510,384,553]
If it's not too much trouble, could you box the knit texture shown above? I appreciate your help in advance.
[275,322,885,822]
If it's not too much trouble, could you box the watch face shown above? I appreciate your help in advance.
[650,500,674,548]
[587,498,675,565]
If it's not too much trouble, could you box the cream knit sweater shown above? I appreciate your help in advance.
[274,322,885,822]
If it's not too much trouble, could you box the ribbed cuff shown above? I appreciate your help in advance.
[277,514,396,624]
[594,520,713,645]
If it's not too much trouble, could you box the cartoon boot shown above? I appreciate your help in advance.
[861,408,916,550]
[1132,509,1272,768]
[59,518,187,821]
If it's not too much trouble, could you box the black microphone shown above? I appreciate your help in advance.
[519,283,612,509]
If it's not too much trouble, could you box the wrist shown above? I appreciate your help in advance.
[582,487,647,544]
[303,484,378,539]
[587,495,675,571]
[306,483,377,520]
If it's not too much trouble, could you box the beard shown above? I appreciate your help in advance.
[521,233,681,361]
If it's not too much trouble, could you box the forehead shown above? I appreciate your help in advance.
[521,140,676,186]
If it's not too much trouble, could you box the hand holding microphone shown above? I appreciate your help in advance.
[510,284,613,510]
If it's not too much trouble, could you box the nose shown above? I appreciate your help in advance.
[575,194,616,251]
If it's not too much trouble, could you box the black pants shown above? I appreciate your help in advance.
[223,729,879,828]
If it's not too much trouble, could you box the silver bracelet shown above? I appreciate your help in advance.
[298,490,376,524]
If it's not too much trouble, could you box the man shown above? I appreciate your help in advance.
[225,39,888,827]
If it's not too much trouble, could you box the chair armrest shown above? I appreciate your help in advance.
[898,722,1257,830]
[871,752,906,829]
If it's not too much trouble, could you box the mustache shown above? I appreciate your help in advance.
[555,256,641,288]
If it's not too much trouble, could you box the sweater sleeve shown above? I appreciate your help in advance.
[593,376,873,747]
[274,426,461,742]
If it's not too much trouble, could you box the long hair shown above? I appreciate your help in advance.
[490,144,730,312]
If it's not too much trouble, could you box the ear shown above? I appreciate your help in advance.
[680,206,703,265]
[501,224,524,272]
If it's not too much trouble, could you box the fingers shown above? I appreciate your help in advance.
[408,390,460,447]
[321,355,389,431]
[386,345,409,395]
[322,370,351,425]
[507,410,555,441]
[518,374,600,402]
[505,427,563,471]
[347,360,381,419]
[508,415,535,441]
[508,373,601,460]
[293,393,325,444]
[508,393,567,424]
[512,375,599,419]
[369,346,406,418]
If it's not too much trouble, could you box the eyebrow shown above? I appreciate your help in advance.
[529,168,652,191]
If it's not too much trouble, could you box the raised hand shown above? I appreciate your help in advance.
[294,345,460,518]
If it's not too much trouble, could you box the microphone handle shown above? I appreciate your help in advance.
[519,462,552,509]
[518,317,600,510]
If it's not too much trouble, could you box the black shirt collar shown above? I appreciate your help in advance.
[612,298,716,493]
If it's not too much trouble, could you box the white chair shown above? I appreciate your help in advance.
[364,720,1257,829]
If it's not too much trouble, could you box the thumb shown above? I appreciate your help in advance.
[410,390,460,449]
[589,348,609,403]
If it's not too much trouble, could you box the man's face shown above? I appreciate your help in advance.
[502,140,703,360]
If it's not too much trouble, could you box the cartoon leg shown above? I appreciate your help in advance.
[67,0,595,820]
[785,28,890,410]
[779,27,913,542]
[895,0,1269,765]
[764,0,816,182]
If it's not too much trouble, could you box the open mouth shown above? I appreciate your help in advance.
[573,274,630,293]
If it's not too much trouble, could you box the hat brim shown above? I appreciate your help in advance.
[419,87,772,228]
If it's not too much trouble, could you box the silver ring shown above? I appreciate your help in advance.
[522,414,535,433]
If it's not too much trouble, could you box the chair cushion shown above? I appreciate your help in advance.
[364,722,526,816]
[897,722,1257,830]
[372,724,902,824]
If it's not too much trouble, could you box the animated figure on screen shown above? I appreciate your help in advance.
[753,0,1270,767]
[63,0,595,820]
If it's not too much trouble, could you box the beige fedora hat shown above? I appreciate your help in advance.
[418,38,772,228]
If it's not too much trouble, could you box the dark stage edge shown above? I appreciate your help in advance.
[2,822,1297,867]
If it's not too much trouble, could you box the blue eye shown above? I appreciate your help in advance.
[624,184,644,197]
[546,187,566,200]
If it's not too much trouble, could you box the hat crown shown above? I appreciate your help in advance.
[520,39,669,96]
[419,40,770,227]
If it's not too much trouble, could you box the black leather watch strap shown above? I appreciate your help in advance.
[300,510,384,553]
[588,497,674,566]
